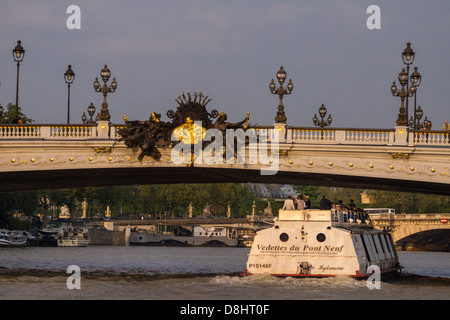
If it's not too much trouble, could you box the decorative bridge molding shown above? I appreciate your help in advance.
[0,122,449,194]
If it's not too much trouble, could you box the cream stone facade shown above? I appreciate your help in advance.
[0,123,449,194]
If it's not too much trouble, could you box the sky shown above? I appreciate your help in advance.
[0,0,449,129]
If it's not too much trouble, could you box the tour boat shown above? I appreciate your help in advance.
[129,225,238,247]
[57,224,89,247]
[0,230,28,246]
[243,208,402,278]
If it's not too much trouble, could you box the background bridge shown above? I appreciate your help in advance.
[0,121,449,195]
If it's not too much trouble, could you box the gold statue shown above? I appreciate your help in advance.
[151,112,160,123]
[244,111,250,129]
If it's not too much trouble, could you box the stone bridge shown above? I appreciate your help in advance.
[0,121,449,194]
[370,213,450,251]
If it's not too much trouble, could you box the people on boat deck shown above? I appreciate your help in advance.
[348,199,356,211]
[334,200,346,210]
[294,195,305,210]
[319,195,333,210]
[284,195,359,211]
[304,195,311,209]
[282,196,295,210]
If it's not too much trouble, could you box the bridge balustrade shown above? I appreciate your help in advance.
[50,125,95,138]
[0,125,41,137]
[0,123,449,148]
[291,128,335,142]
[344,129,392,144]
[289,127,394,145]
[410,130,450,145]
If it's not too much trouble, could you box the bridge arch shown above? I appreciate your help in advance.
[1,164,450,194]
[394,229,450,252]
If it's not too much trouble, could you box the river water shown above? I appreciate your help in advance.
[0,246,448,301]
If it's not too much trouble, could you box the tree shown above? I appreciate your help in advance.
[293,185,321,201]
[367,190,448,214]
[1,103,34,124]
[0,191,39,228]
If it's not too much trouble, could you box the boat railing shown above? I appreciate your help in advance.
[331,210,372,226]
[278,209,372,226]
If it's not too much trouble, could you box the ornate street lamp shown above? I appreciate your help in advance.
[410,105,427,130]
[313,104,332,140]
[64,65,75,124]
[12,40,25,123]
[313,104,332,128]
[270,66,293,124]
[93,64,117,121]
[402,42,415,65]
[401,42,415,121]
[391,68,415,126]
[88,102,96,123]
[410,66,422,129]
[82,102,96,124]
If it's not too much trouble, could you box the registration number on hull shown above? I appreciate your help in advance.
[248,263,272,269]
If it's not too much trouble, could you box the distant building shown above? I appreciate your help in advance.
[360,190,372,204]
[246,183,296,200]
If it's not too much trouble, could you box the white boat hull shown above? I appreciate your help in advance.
[0,238,27,246]
[56,223,89,247]
[244,209,402,278]
[130,232,238,247]
[57,238,89,247]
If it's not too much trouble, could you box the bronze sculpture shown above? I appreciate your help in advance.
[117,90,250,164]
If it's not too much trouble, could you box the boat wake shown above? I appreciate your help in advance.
[0,266,447,286]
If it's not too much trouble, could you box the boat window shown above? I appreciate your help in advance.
[363,234,377,263]
[372,235,386,261]
[385,234,398,261]
[371,235,379,254]
[316,233,326,242]
[360,235,371,263]
[379,234,392,259]
[279,233,289,242]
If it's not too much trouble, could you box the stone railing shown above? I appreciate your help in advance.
[0,122,119,140]
[288,127,394,145]
[0,125,42,137]
[49,125,95,138]
[409,130,450,145]
[0,122,449,147]
[389,213,450,221]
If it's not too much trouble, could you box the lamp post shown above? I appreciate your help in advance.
[313,104,332,140]
[410,66,422,129]
[270,66,293,124]
[12,40,25,123]
[82,102,96,124]
[93,65,117,121]
[64,65,75,124]
[391,68,415,126]
[401,42,415,121]
[409,105,427,130]
[313,104,332,128]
